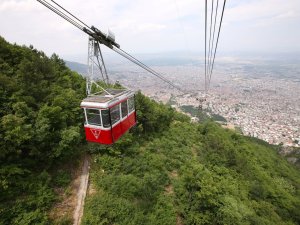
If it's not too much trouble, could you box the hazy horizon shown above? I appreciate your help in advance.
[63,50,300,65]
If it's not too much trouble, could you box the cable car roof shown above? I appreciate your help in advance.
[80,89,135,109]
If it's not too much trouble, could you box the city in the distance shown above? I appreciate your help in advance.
[67,52,300,147]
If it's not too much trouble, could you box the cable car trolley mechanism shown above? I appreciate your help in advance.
[81,29,138,144]
[36,0,193,144]
[82,35,137,145]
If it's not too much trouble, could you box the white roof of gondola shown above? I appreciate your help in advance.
[80,89,135,108]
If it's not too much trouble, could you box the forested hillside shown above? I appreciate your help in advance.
[0,36,86,224]
[83,95,300,224]
[1,37,300,225]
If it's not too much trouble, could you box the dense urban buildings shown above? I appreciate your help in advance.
[98,57,300,147]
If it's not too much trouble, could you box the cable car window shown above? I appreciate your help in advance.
[101,109,110,128]
[121,101,128,118]
[86,108,101,126]
[110,104,120,125]
[128,96,135,113]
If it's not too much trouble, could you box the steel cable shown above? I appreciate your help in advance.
[206,0,214,89]
[205,0,207,92]
[37,0,185,93]
[113,47,185,93]
[208,0,226,89]
[208,0,219,84]
[50,0,92,31]
[37,0,85,31]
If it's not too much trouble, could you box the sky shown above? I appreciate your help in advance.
[1,0,300,63]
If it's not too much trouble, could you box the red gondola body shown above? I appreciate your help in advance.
[80,89,136,144]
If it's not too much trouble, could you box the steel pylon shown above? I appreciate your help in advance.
[87,37,109,96]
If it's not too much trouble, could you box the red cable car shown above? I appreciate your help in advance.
[80,89,136,144]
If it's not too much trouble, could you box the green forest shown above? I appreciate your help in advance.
[1,37,300,225]
[0,36,86,224]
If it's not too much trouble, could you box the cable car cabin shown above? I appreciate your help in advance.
[80,89,136,145]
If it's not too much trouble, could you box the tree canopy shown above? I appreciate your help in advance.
[0,36,86,224]
[83,96,300,225]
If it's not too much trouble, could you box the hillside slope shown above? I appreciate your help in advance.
[0,36,86,224]
[82,93,300,225]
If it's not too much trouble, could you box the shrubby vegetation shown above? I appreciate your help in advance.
[83,94,300,224]
[1,37,300,225]
[0,37,86,224]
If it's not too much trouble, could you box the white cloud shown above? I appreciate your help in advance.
[275,10,297,19]
[0,0,299,62]
[0,0,39,12]
[225,0,300,24]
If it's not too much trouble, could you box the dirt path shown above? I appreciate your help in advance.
[73,156,90,225]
